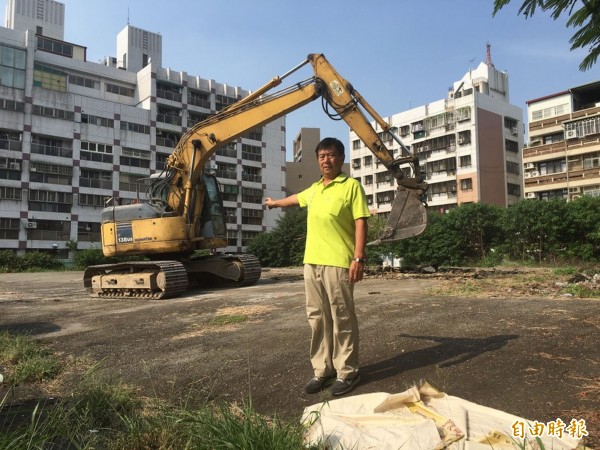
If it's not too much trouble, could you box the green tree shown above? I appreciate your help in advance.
[562,195,600,261]
[247,207,307,267]
[493,0,600,70]
[442,202,505,261]
[501,198,568,262]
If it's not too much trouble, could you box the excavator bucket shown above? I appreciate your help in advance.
[369,188,428,245]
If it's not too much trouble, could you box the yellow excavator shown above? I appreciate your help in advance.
[83,53,428,299]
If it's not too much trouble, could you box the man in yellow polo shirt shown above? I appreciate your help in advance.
[265,137,370,396]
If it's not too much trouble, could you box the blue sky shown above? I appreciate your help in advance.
[4,0,596,160]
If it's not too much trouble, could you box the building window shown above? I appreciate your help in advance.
[583,152,600,169]
[188,90,211,109]
[241,208,263,225]
[216,143,237,158]
[507,183,521,196]
[29,189,73,213]
[506,161,520,175]
[243,128,263,141]
[156,152,169,171]
[221,183,238,202]
[81,114,114,128]
[187,112,210,127]
[241,230,259,246]
[539,159,565,175]
[364,155,373,167]
[79,193,107,207]
[37,36,73,57]
[33,63,67,92]
[32,104,74,121]
[0,44,26,89]
[0,218,19,239]
[376,190,395,205]
[460,178,473,191]
[120,121,150,134]
[241,144,262,162]
[459,155,472,168]
[242,166,261,183]
[157,82,182,102]
[31,136,72,159]
[215,94,237,111]
[69,74,98,89]
[352,158,361,169]
[364,175,373,186]
[241,187,263,204]
[30,162,72,185]
[505,139,519,153]
[0,186,21,200]
[216,163,237,180]
[156,130,180,148]
[80,169,112,190]
[106,83,135,97]
[119,173,145,192]
[121,147,151,168]
[458,131,471,145]
[0,156,22,180]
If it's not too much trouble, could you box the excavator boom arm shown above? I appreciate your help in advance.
[156,53,428,243]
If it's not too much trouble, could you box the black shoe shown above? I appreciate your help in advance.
[305,375,336,394]
[330,375,361,396]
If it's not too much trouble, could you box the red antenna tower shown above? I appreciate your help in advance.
[486,42,495,68]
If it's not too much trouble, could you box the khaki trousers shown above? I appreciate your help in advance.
[304,264,359,380]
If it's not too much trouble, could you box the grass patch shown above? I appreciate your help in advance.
[207,314,248,326]
[553,266,578,276]
[562,284,600,298]
[0,331,319,449]
[0,331,62,383]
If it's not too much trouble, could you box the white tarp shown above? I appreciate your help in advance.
[302,382,584,450]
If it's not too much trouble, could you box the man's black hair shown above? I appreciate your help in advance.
[315,137,345,158]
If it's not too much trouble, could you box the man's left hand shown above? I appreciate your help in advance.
[349,260,365,284]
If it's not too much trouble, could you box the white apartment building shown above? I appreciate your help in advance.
[0,0,286,258]
[351,49,524,215]
[523,81,600,200]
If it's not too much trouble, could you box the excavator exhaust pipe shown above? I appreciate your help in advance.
[369,188,428,245]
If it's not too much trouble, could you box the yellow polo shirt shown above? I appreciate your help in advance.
[297,173,370,268]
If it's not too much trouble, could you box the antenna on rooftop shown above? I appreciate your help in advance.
[486,42,494,68]
[127,7,130,25]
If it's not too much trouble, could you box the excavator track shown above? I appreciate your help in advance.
[229,254,261,286]
[186,253,262,287]
[83,261,189,299]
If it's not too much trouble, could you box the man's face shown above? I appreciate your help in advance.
[317,147,344,180]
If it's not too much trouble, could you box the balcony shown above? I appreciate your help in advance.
[31,143,72,159]
[523,167,600,188]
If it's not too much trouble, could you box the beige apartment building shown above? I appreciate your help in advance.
[285,127,349,195]
[523,81,600,200]
[351,48,523,215]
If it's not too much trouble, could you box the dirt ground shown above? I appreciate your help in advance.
[0,266,599,448]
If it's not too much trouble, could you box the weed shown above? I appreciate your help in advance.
[207,314,248,326]
[0,331,61,383]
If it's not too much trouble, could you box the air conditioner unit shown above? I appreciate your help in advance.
[9,162,20,170]
[525,171,539,178]
[26,221,37,229]
[566,129,578,139]
[572,195,582,200]
[525,163,535,170]
[511,127,518,135]
[569,187,581,193]
[526,192,536,199]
